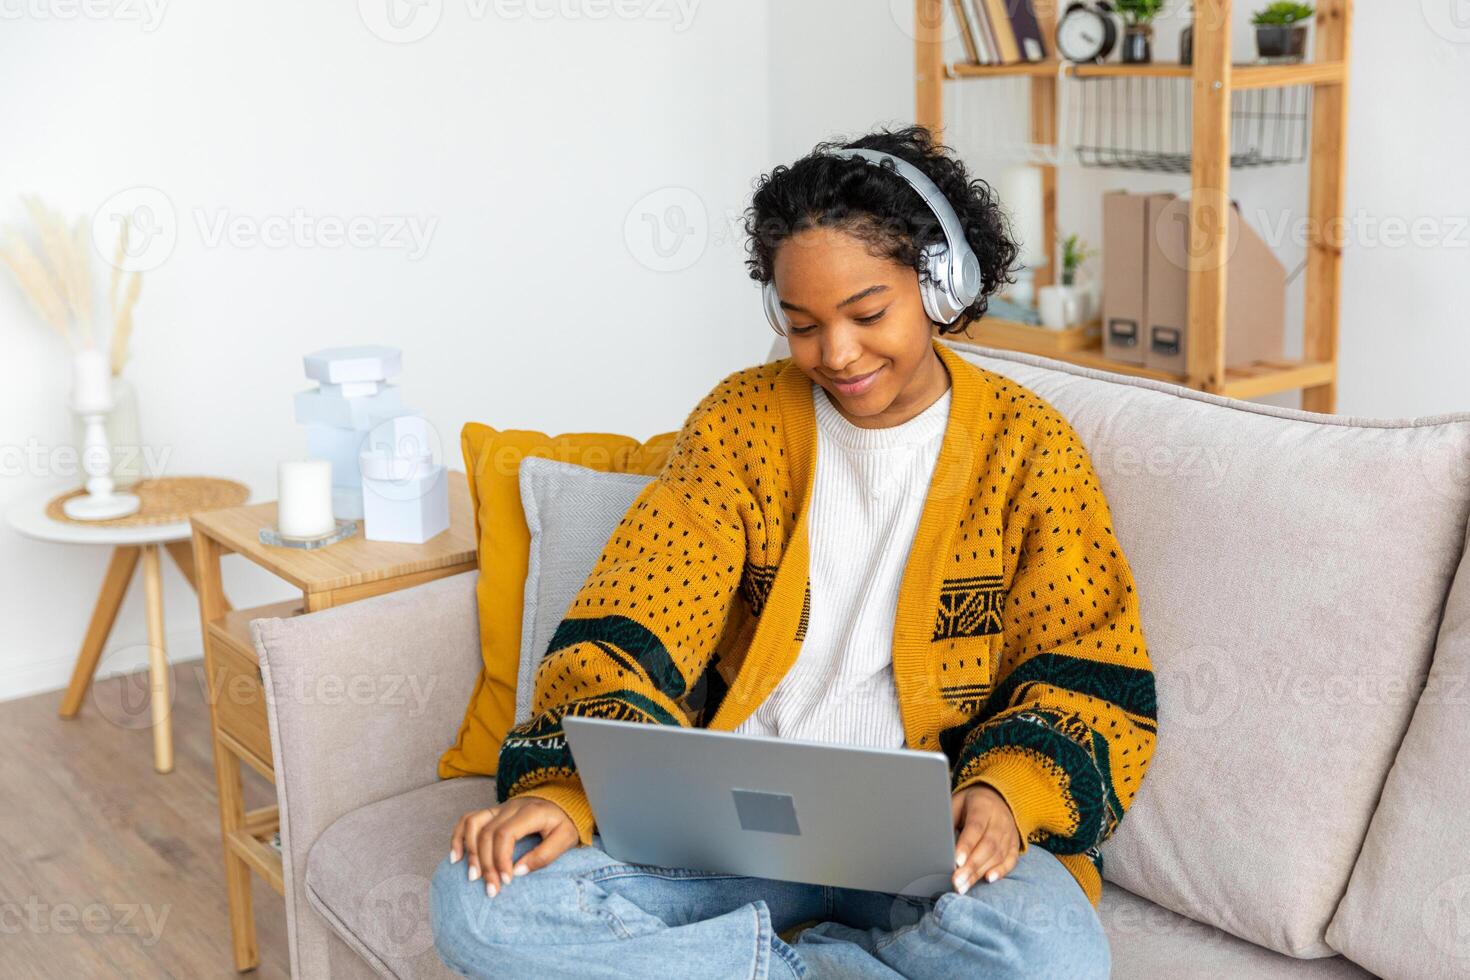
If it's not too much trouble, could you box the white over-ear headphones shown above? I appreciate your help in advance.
[763,146,984,337]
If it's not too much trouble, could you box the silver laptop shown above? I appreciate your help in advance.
[561,715,959,899]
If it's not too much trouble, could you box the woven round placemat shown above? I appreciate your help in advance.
[46,476,250,528]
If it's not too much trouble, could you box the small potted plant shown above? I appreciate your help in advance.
[1060,233,1097,287]
[1114,0,1165,64]
[1252,2,1314,62]
[1061,232,1100,325]
[1180,2,1194,66]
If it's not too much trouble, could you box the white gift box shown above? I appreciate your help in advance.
[358,415,447,543]
[361,462,448,543]
[294,384,403,429]
[306,424,369,488]
[319,380,383,399]
[332,484,364,521]
[303,345,403,385]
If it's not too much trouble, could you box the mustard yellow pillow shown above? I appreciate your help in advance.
[437,422,679,779]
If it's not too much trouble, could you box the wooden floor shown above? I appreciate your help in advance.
[0,661,289,978]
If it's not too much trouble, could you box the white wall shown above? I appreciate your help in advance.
[5,0,1468,702]
[0,0,773,702]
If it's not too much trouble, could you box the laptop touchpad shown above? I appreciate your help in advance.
[731,788,801,836]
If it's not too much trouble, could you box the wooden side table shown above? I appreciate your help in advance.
[5,477,250,773]
[189,475,477,972]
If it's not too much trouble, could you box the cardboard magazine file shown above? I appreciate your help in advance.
[1102,190,1173,365]
[1144,193,1286,375]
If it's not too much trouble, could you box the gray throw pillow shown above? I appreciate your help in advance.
[515,455,656,725]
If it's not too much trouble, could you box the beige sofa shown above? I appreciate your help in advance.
[253,338,1470,978]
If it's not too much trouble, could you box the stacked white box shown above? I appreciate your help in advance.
[294,385,403,429]
[296,346,410,521]
[358,414,449,543]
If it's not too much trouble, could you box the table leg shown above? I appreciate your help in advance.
[141,544,173,774]
[192,527,259,971]
[165,539,233,612]
[59,545,142,719]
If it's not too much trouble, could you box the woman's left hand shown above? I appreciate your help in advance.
[950,783,1021,894]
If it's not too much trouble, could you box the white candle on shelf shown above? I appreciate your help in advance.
[999,164,1047,270]
[72,348,114,414]
[277,460,335,538]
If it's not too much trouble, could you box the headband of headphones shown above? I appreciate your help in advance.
[764,146,983,335]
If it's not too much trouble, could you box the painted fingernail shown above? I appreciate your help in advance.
[954,852,967,867]
[986,870,998,883]
[500,870,512,886]
[513,863,528,877]
[486,881,498,898]
[955,874,970,893]
[468,865,480,882]
[450,850,459,863]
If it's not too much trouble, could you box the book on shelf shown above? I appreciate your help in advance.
[951,0,1050,65]
[982,0,1021,62]
[972,0,998,63]
[949,0,983,64]
[1006,0,1050,61]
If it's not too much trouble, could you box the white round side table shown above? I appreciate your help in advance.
[6,477,249,773]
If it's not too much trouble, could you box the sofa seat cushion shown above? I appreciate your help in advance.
[306,777,494,980]
[308,774,1376,977]
[1099,883,1376,978]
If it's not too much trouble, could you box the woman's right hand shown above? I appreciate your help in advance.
[449,796,580,897]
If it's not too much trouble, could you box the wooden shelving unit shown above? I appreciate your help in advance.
[916,0,1353,410]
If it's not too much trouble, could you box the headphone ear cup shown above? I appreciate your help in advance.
[762,280,788,336]
[919,242,959,324]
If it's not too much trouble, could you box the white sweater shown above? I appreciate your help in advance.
[732,377,953,750]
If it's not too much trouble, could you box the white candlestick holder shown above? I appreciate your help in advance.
[63,411,142,521]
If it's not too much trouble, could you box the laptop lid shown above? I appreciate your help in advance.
[562,715,959,898]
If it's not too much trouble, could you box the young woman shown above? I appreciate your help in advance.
[430,125,1157,979]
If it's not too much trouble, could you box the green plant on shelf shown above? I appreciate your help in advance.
[1113,0,1165,26]
[1060,233,1097,287]
[1251,2,1314,25]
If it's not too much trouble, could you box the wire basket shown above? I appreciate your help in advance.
[1069,75,1311,172]
[945,66,1312,173]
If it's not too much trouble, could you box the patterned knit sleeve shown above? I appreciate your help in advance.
[948,415,1158,867]
[494,395,752,846]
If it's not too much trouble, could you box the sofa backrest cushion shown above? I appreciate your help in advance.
[766,335,1470,959]
[936,337,1470,958]
[1326,514,1470,979]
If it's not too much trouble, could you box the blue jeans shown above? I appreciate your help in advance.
[429,831,1109,979]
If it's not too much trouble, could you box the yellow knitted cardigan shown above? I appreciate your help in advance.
[496,338,1157,907]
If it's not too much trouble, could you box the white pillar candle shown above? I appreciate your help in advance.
[277,459,335,538]
[72,348,114,414]
[999,164,1047,270]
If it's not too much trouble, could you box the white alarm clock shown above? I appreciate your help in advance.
[1056,1,1119,63]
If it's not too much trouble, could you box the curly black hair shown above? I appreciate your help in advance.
[741,124,1019,334]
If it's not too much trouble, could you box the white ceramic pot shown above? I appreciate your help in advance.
[1038,285,1082,330]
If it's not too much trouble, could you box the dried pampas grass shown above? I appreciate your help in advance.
[0,230,69,342]
[111,263,142,376]
[1,195,143,373]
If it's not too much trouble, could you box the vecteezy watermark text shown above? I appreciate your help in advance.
[0,898,171,946]
[0,0,167,31]
[194,208,436,261]
[91,186,439,273]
